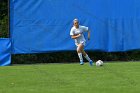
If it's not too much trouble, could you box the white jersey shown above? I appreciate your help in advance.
[70,25,89,46]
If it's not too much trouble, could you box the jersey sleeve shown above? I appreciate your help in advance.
[82,26,89,32]
[70,28,74,35]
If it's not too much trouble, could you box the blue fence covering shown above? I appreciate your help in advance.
[0,38,11,66]
[10,0,140,54]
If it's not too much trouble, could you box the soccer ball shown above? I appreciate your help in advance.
[96,60,103,66]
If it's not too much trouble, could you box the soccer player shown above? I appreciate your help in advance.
[70,19,93,66]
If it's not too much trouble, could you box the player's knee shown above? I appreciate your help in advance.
[77,44,84,53]
[77,49,80,53]
[77,48,82,53]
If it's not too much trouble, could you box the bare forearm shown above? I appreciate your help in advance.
[88,31,90,40]
[71,34,81,39]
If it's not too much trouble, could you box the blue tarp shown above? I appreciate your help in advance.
[0,38,11,66]
[10,0,140,54]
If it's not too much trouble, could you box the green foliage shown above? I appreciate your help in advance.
[12,51,140,64]
[0,0,8,38]
[0,15,8,37]
[12,52,79,64]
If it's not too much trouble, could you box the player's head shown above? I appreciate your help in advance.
[73,18,79,28]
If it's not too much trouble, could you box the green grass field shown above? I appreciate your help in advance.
[0,62,140,93]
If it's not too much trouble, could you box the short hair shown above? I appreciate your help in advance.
[73,18,79,23]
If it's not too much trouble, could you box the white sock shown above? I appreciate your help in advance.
[78,53,83,62]
[84,54,91,62]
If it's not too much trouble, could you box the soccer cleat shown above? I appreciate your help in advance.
[89,60,93,66]
[80,61,84,65]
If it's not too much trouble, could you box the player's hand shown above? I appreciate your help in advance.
[88,37,90,40]
[78,34,81,37]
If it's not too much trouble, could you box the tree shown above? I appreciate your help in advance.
[0,0,8,38]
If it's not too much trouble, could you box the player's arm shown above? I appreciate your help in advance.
[82,26,90,40]
[88,30,90,40]
[71,34,81,39]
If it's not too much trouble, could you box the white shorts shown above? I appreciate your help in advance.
[75,41,86,46]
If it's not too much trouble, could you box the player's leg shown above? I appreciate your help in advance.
[77,44,84,65]
[82,49,93,66]
[82,49,91,61]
